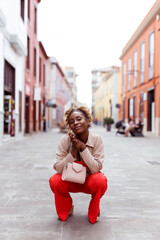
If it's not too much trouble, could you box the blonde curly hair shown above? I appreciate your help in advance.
[65,105,93,127]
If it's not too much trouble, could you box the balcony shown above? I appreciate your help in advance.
[0,8,6,27]
[10,34,26,56]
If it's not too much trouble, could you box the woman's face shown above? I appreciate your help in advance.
[68,111,89,135]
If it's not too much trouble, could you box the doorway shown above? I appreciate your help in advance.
[3,60,15,136]
[33,100,36,131]
[133,96,136,121]
[128,98,130,120]
[147,89,155,131]
[25,96,30,133]
[39,101,41,130]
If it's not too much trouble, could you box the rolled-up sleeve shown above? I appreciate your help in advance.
[80,135,104,174]
[53,135,75,174]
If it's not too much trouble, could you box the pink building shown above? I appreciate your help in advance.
[50,57,72,125]
[25,0,40,134]
[38,41,48,131]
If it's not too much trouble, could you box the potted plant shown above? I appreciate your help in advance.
[103,117,114,131]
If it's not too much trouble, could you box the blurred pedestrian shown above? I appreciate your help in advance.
[134,117,144,132]
[124,117,136,136]
[49,105,108,224]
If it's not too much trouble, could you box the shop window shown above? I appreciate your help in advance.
[4,61,15,136]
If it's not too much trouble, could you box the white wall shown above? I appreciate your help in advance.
[0,0,27,52]
[0,0,27,143]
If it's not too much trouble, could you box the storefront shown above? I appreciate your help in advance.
[3,60,15,137]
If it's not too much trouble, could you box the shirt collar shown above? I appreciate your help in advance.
[86,130,94,147]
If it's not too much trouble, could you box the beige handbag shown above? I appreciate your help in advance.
[62,162,86,184]
[62,139,86,184]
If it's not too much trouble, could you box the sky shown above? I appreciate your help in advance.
[38,0,155,108]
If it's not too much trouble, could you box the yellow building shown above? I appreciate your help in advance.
[94,66,121,125]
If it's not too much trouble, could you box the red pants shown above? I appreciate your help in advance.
[49,172,107,224]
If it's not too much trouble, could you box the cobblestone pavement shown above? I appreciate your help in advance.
[0,126,160,240]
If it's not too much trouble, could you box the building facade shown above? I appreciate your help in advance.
[38,41,48,131]
[50,58,72,126]
[63,66,78,107]
[120,0,160,136]
[0,0,27,144]
[24,0,41,134]
[46,58,53,129]
[91,68,111,121]
[93,66,121,125]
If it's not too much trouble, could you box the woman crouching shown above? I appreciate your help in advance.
[49,106,108,224]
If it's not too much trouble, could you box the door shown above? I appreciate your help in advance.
[39,101,41,130]
[133,96,136,121]
[151,102,155,133]
[25,96,30,133]
[128,98,130,120]
[147,89,155,131]
[33,100,36,131]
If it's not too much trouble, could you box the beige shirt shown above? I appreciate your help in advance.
[54,131,104,175]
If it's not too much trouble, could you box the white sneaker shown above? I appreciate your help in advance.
[96,212,100,222]
[58,205,74,220]
[69,205,74,216]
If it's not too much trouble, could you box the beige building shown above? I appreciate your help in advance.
[63,66,78,107]
[91,68,109,120]
[93,66,121,125]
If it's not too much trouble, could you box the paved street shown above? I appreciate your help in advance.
[0,126,160,240]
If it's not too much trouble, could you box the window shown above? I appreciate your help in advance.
[28,0,30,20]
[133,50,137,88]
[140,42,145,84]
[34,7,37,34]
[149,32,154,79]
[123,62,126,94]
[21,0,25,21]
[26,36,30,69]
[128,57,131,91]
[39,57,41,82]
[67,72,73,77]
[34,48,36,77]
[43,64,45,86]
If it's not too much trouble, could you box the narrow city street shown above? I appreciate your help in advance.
[0,126,160,240]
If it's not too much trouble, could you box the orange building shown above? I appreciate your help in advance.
[120,0,160,136]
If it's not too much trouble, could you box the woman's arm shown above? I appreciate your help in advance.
[68,132,104,174]
[80,135,104,174]
[53,135,75,174]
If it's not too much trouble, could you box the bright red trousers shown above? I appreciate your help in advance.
[49,172,107,224]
